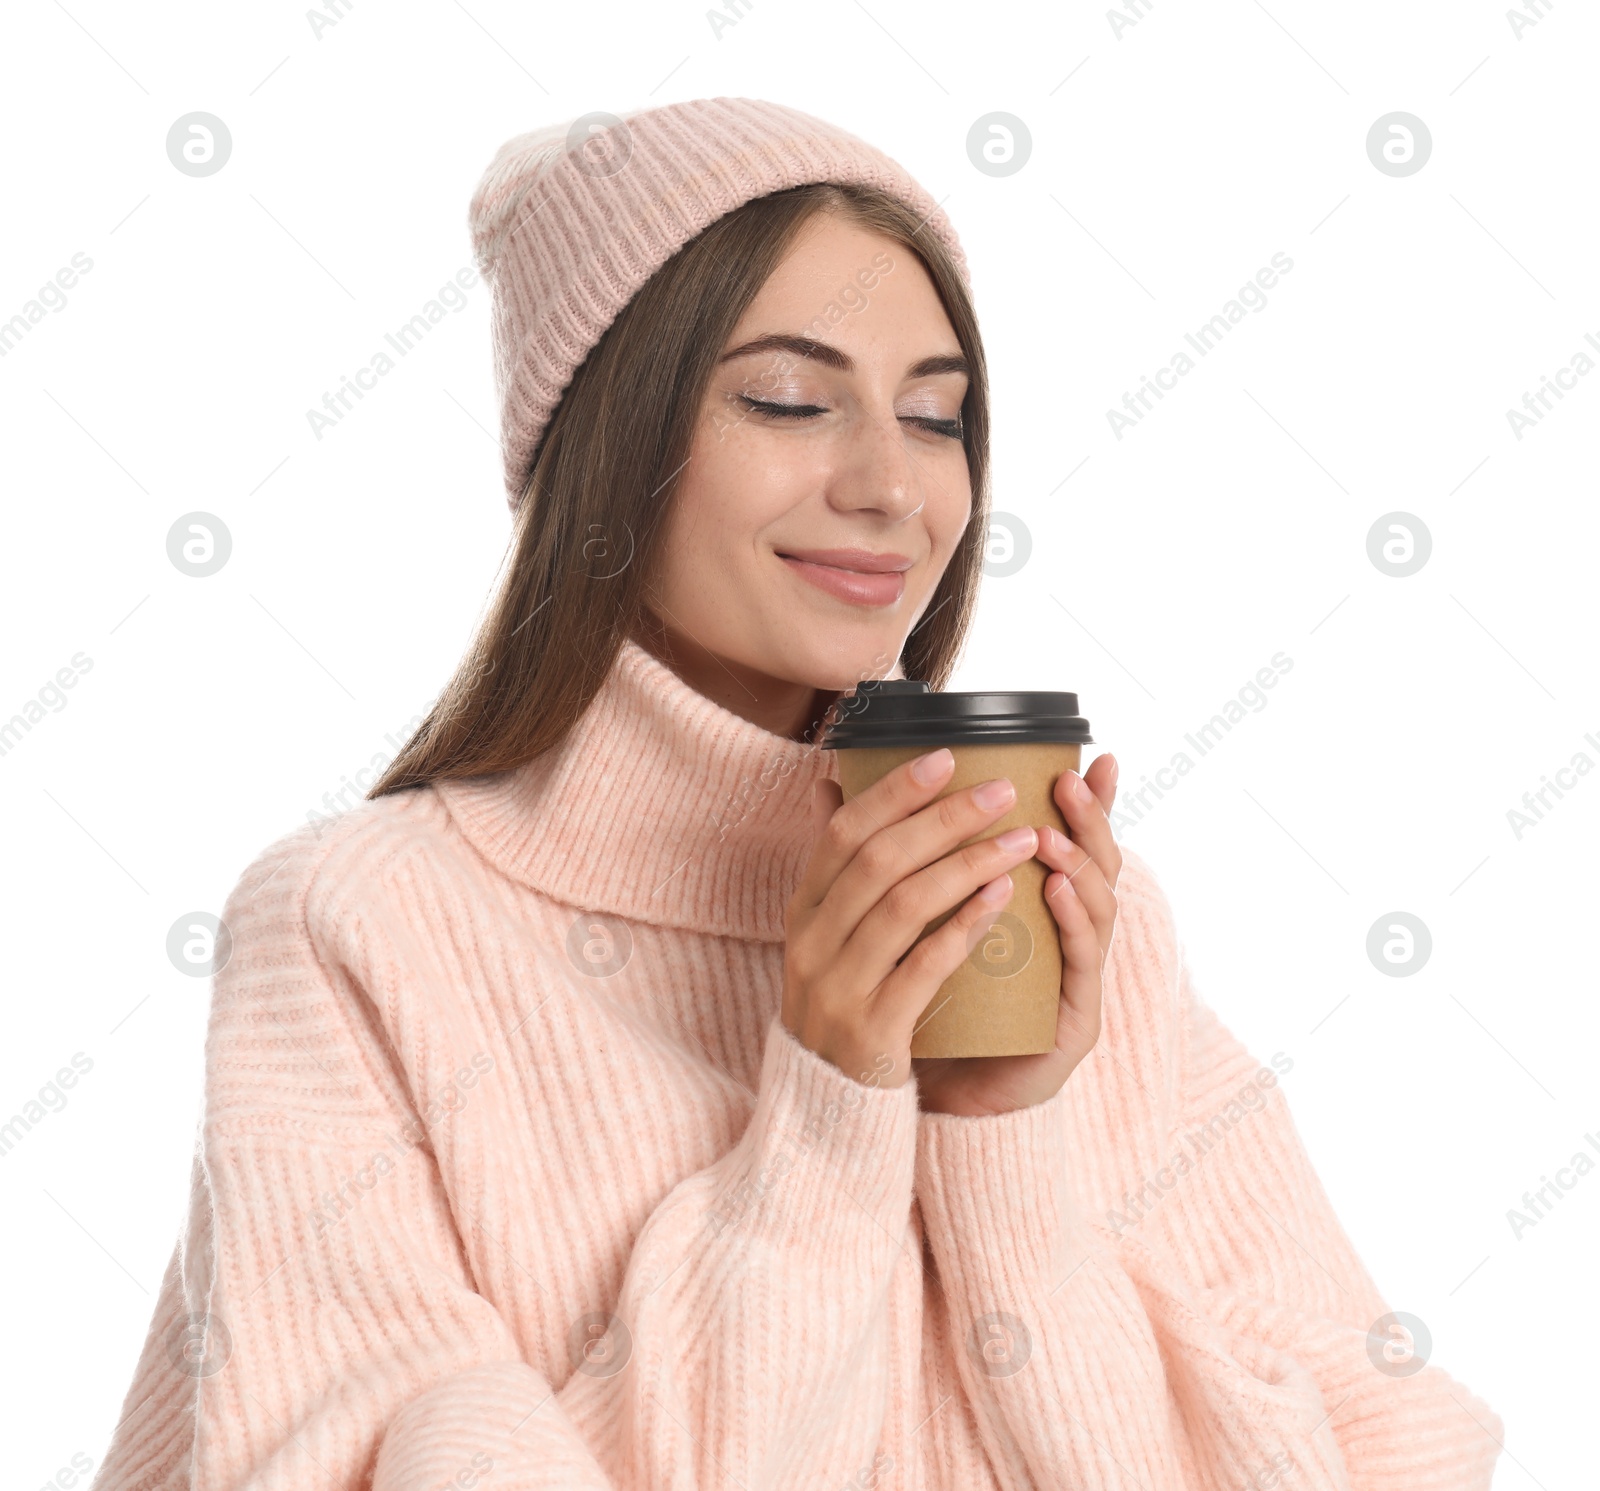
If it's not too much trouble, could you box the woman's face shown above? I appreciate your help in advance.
[645,211,973,699]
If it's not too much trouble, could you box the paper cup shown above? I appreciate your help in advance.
[823,682,1094,1060]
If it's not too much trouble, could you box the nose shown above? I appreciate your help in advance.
[825,404,934,523]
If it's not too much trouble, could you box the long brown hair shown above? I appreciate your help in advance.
[368,181,990,800]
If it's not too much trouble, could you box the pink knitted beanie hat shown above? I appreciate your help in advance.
[467,96,972,514]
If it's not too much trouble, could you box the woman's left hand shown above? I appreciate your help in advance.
[913,753,1121,1118]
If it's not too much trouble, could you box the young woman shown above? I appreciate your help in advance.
[92,98,1500,1490]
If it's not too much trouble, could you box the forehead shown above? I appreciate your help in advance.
[723,217,959,371]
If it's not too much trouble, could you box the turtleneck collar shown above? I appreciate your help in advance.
[433,637,845,941]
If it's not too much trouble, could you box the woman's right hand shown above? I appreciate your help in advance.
[781,747,1039,1089]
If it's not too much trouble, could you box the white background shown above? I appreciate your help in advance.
[2,0,1594,1485]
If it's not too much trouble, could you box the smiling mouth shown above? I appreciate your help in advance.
[775,549,911,608]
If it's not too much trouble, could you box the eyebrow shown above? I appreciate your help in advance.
[717,332,968,381]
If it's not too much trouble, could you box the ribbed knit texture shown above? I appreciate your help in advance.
[466,96,970,512]
[91,638,1503,1490]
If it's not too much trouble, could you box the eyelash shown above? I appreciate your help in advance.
[736,395,964,441]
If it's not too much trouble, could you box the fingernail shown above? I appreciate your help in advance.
[912,747,954,784]
[978,872,1013,903]
[1107,756,1119,793]
[973,777,1016,810]
[995,825,1036,854]
[1073,772,1094,804]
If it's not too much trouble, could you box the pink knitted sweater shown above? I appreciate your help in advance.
[93,637,1502,1490]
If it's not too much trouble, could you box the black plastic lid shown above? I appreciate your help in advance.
[821,677,1093,749]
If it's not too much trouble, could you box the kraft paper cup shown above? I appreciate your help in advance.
[822,681,1094,1060]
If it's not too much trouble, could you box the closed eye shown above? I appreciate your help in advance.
[736,395,963,441]
[738,396,826,420]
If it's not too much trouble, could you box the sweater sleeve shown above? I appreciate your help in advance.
[89,820,921,1491]
[912,854,1504,1491]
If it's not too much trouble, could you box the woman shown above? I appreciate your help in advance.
[92,98,1500,1490]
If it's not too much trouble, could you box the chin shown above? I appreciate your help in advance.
[777,630,905,693]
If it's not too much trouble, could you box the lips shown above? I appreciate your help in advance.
[775,548,912,608]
